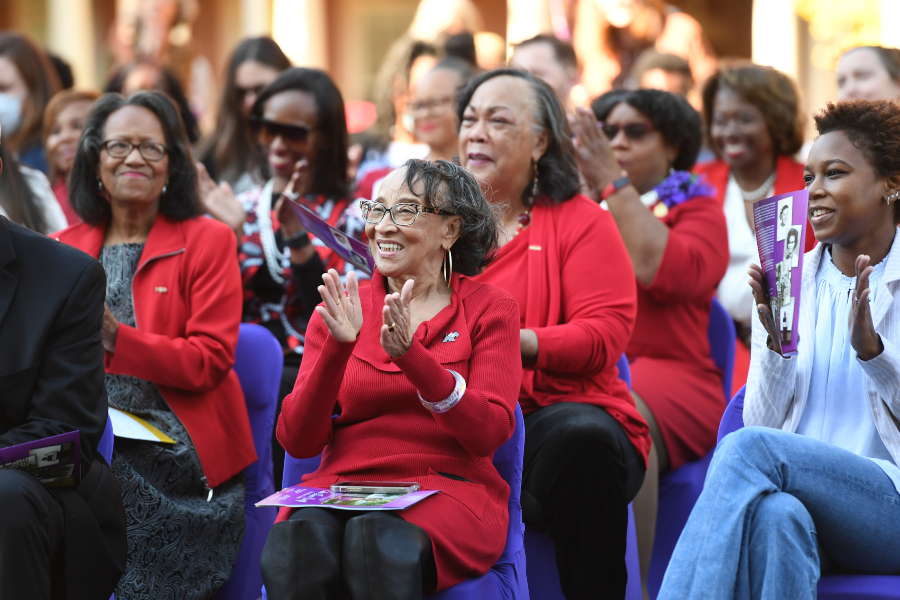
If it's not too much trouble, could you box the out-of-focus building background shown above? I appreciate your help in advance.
[4,0,898,139]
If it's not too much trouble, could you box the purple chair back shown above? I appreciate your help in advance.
[215,324,283,600]
[707,298,736,401]
[616,354,631,389]
[715,385,900,599]
[274,405,529,600]
[98,418,114,464]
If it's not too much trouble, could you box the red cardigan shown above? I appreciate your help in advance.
[474,195,651,466]
[276,271,521,591]
[695,156,815,252]
[55,214,257,489]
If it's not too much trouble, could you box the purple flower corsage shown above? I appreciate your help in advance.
[641,170,715,217]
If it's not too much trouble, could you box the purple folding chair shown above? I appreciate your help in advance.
[214,324,283,600]
[523,355,642,600]
[98,418,114,464]
[265,404,529,599]
[718,385,900,599]
[648,297,735,597]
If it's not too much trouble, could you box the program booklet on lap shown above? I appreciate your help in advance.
[0,431,81,487]
[257,485,438,511]
[753,189,809,356]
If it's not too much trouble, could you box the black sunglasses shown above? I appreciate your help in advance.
[600,121,653,140]
[249,116,313,144]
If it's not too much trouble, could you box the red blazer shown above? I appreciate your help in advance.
[56,215,257,489]
[475,195,651,466]
[276,272,521,591]
[695,156,816,252]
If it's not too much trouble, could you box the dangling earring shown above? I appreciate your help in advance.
[531,162,539,200]
[162,183,168,195]
[443,248,453,288]
[97,177,103,192]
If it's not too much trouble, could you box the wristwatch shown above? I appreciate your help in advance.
[600,176,631,201]
[285,232,311,249]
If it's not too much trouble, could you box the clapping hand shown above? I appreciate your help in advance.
[316,269,361,343]
[748,263,783,355]
[101,304,119,353]
[381,279,414,358]
[568,107,626,194]
[849,254,884,361]
[274,159,309,238]
[196,162,244,237]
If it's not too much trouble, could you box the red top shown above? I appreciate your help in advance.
[354,166,394,202]
[52,176,79,226]
[625,194,729,469]
[474,195,650,466]
[55,215,257,489]
[276,272,522,591]
[695,156,814,252]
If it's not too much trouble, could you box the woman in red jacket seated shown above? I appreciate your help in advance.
[56,91,256,600]
[573,88,728,595]
[458,68,650,600]
[262,159,521,599]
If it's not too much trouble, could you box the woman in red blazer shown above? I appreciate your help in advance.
[56,91,256,600]
[457,69,649,600]
[262,160,520,598]
[574,89,728,595]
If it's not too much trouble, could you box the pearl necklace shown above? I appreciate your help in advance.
[257,178,287,285]
[733,171,777,203]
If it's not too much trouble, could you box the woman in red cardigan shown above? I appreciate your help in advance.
[262,159,521,598]
[457,69,649,600]
[573,88,728,595]
[55,91,256,600]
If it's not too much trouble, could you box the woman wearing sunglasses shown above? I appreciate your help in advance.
[236,67,366,485]
[458,69,649,600]
[263,160,521,599]
[573,88,728,597]
[55,91,256,599]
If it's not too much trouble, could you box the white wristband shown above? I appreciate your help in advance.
[418,369,466,414]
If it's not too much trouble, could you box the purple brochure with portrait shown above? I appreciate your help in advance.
[256,485,438,511]
[288,199,374,275]
[0,430,81,487]
[753,189,809,356]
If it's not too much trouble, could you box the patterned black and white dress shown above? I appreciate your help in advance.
[101,243,245,600]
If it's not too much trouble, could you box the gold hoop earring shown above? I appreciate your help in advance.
[443,248,453,288]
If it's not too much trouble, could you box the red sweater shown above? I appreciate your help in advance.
[474,195,651,466]
[55,215,257,489]
[277,271,522,591]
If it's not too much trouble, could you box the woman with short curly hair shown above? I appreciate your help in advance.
[659,99,900,599]
[696,62,813,350]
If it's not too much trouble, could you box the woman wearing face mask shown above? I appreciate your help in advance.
[695,62,811,392]
[198,37,291,194]
[458,69,649,600]
[0,33,62,174]
[356,59,475,203]
[43,90,101,225]
[238,67,366,486]
[659,99,900,600]
[837,46,900,102]
[573,88,728,596]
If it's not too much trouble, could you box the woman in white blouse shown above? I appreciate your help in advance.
[659,99,900,599]
[0,142,66,234]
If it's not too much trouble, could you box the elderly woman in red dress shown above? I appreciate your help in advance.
[262,159,521,599]
[572,88,728,595]
[457,68,649,600]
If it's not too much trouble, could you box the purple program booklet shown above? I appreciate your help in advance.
[753,189,809,356]
[256,485,439,511]
[289,199,374,275]
[0,430,81,487]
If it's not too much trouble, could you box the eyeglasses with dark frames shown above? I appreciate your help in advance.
[249,116,314,145]
[599,121,653,141]
[102,139,167,161]
[359,200,457,227]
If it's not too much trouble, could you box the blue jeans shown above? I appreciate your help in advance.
[658,427,900,600]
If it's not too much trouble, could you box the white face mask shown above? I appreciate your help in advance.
[0,93,22,137]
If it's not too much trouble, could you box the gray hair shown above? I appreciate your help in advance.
[401,158,500,275]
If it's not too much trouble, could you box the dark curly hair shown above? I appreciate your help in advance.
[702,60,805,158]
[814,100,900,223]
[251,67,350,200]
[70,91,202,225]
[591,89,703,171]
[402,159,500,276]
[455,69,580,205]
